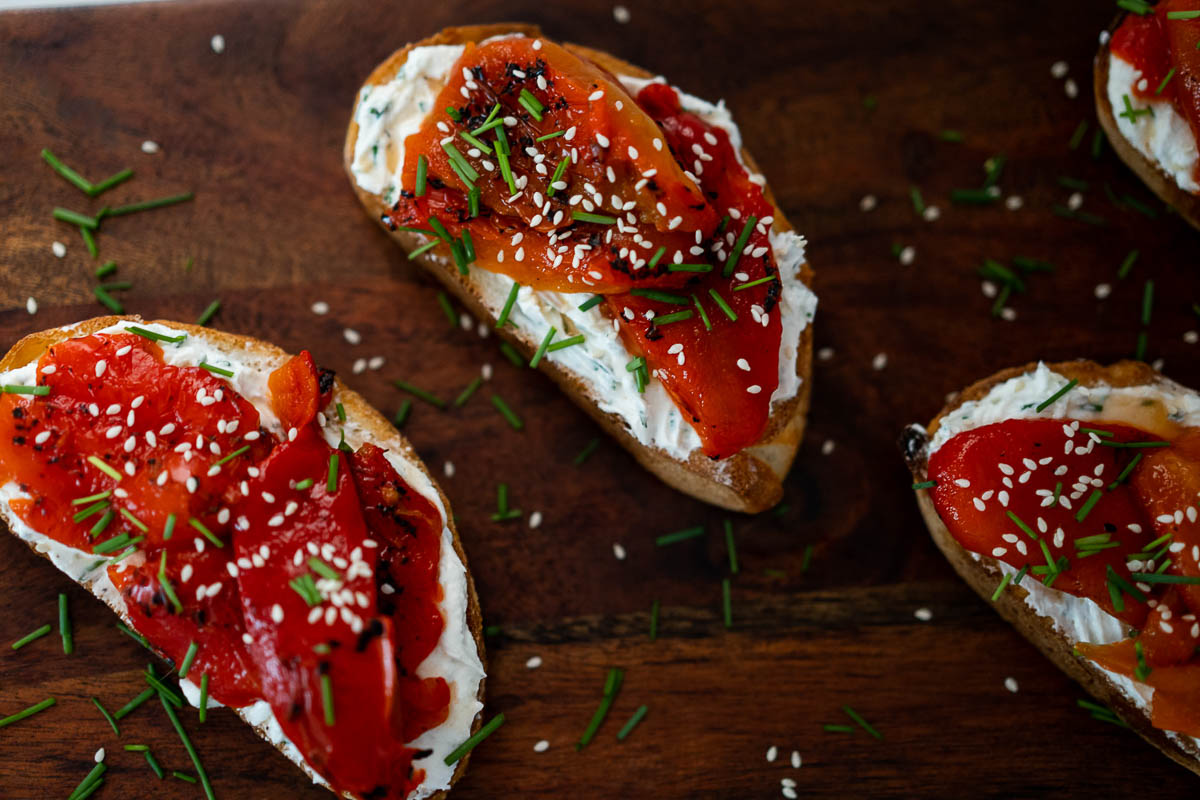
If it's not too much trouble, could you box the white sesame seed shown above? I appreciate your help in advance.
[766,745,778,762]
[311,301,329,315]
[95,360,107,377]
[52,241,66,258]
[821,439,836,456]
[1005,195,1023,210]
[746,385,762,394]
[529,511,543,529]
[627,145,638,160]
[534,739,550,753]
[444,461,455,478]
[526,655,543,669]
[1004,677,1019,693]
[791,751,802,768]
[595,133,610,148]
[1050,60,1069,79]
[613,542,626,560]
[1067,192,1083,211]
[211,34,225,53]
[271,604,284,624]
[1095,283,1112,300]
[914,607,933,621]
[872,352,888,371]
[1184,330,1198,345]
[817,347,834,362]
[922,205,940,222]
[141,140,160,154]
[783,787,798,800]
[95,748,105,763]
[352,358,367,374]
[1064,78,1078,98]
[343,328,361,345]
[26,297,38,315]
[613,4,631,23]
[898,246,915,266]
[858,194,877,212]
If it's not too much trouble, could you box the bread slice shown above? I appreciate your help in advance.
[0,315,486,799]
[901,359,1200,778]
[1095,15,1200,231]
[343,24,814,513]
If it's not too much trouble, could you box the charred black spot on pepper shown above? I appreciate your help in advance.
[11,407,23,419]
[355,618,386,653]
[317,368,336,395]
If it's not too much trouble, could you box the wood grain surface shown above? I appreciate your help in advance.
[1,0,1198,797]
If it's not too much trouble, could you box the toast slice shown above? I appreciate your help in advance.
[0,316,486,799]
[343,24,815,513]
[1095,13,1200,231]
[901,359,1200,778]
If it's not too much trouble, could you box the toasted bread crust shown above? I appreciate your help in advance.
[0,316,486,799]
[1095,16,1200,232]
[344,24,813,513]
[903,359,1200,777]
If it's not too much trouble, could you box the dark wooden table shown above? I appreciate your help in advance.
[2,0,1198,796]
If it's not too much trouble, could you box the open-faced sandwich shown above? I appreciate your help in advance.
[0,317,486,799]
[902,360,1200,775]
[344,24,816,513]
[1096,0,1200,229]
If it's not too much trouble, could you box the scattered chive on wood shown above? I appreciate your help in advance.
[41,149,94,193]
[160,693,216,800]
[499,340,524,368]
[939,129,964,143]
[574,437,600,466]
[1068,120,1089,150]
[909,186,926,215]
[91,697,120,736]
[842,705,883,739]
[59,593,73,654]
[577,670,623,750]
[195,300,221,326]
[437,291,457,327]
[650,598,660,641]
[67,761,106,800]
[11,623,52,650]
[490,394,523,430]
[393,380,447,409]
[94,285,124,313]
[655,525,705,546]
[54,207,100,229]
[173,771,198,784]
[0,697,56,729]
[114,688,155,720]
[724,519,739,574]
[393,399,413,428]
[617,705,649,741]
[198,673,209,723]
[104,192,194,218]
[722,578,732,628]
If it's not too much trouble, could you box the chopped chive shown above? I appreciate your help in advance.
[723,215,757,277]
[407,240,439,260]
[436,291,457,327]
[1098,439,1170,448]
[722,578,732,628]
[801,544,814,572]
[468,184,480,217]
[335,402,346,423]
[1068,120,1089,150]
[529,326,557,368]
[577,669,624,750]
[188,517,224,547]
[496,281,521,327]
[1006,510,1038,540]
[983,154,1007,188]
[499,340,524,367]
[67,762,106,800]
[289,574,321,606]
[1118,249,1139,279]
[89,168,134,197]
[950,188,999,205]
[724,519,739,574]
[91,697,120,736]
[842,705,883,739]
[73,499,110,523]
[496,140,517,194]
[911,480,937,490]
[668,263,713,273]
[571,210,618,225]
[462,229,476,263]
[119,507,149,532]
[0,697,55,728]
[320,672,335,726]
[2,383,50,396]
[1035,378,1078,412]
[1057,176,1090,191]
[95,260,117,279]
[92,532,132,554]
[1134,640,1152,681]
[1135,331,1148,362]
[1091,127,1105,159]
[58,593,73,655]
[708,288,737,321]
[393,399,413,428]
[54,207,100,229]
[1121,193,1158,218]
[439,142,478,181]
[445,711,506,765]
[124,744,149,752]
[823,724,857,733]
[1128,573,1200,585]
[449,238,468,275]
[199,361,234,378]
[115,621,152,651]
[617,705,648,741]
[649,598,660,641]
[114,688,155,720]
[79,225,97,258]
[90,510,115,537]
[1166,9,1200,18]
[160,693,216,800]
[909,186,926,215]
[93,285,124,313]
[692,293,712,331]
[173,771,197,784]
[104,192,194,217]
[547,157,569,196]
[394,380,447,409]
[178,640,200,679]
[990,572,1014,601]
[198,673,209,723]
[577,294,604,312]
[939,129,965,143]
[631,288,690,305]
[1142,279,1154,326]
[158,553,183,613]
[574,437,600,466]
[651,310,694,326]
[1075,489,1103,523]
[490,394,523,430]
[655,525,705,546]
[427,217,452,242]
[415,154,428,196]
[99,280,132,291]
[647,246,666,269]
[518,88,544,120]
[125,325,185,344]
[42,149,94,193]
[308,556,342,581]
[195,299,221,327]
[445,106,462,121]
[733,274,778,291]
[536,130,565,141]
[547,334,585,352]
[1109,452,1143,489]
[11,623,52,650]
[326,453,339,493]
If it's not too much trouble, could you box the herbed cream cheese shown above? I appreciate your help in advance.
[928,362,1200,754]
[0,321,484,799]
[1107,53,1200,194]
[350,40,817,465]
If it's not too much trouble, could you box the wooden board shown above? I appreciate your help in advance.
[1,0,1199,796]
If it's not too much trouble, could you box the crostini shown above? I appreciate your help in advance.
[902,360,1200,776]
[0,316,486,800]
[344,24,816,513]
[1096,1,1200,230]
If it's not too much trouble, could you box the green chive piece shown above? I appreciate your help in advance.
[1118,249,1139,279]
[89,168,134,197]
[89,510,115,537]
[143,751,164,779]
[320,672,336,726]
[1128,573,1200,585]
[617,705,649,741]
[198,673,209,723]
[842,705,883,739]
[909,186,926,215]
[655,526,705,546]
[80,225,98,258]
[73,499,110,524]
[1142,279,1154,326]
[990,572,1014,602]
[92,533,132,555]
[195,299,221,327]
[824,724,857,733]
[199,361,233,378]
[124,745,149,752]
[408,239,439,260]
[939,129,965,143]
[911,480,937,490]
[1035,378,1078,412]
[308,556,342,581]
[119,507,149,533]
[67,761,106,800]
[394,379,447,409]
[547,157,569,196]
[1068,120,1089,150]
[189,517,224,547]
[415,154,428,197]
[724,519,739,574]
[518,88,544,120]
[114,688,155,720]
[104,192,194,218]
[722,578,732,628]
[547,334,585,352]
[692,293,712,331]
[1006,510,1038,540]
[630,288,689,305]
[950,188,999,206]
[723,215,758,277]
[393,399,413,428]
[496,281,521,328]
[653,310,693,326]
[648,246,666,270]
[326,453,339,493]
[490,394,523,430]
[983,154,1007,188]
[708,288,737,321]
[801,544,815,572]
[95,260,117,278]
[1166,9,1200,18]
[115,621,152,651]
[529,326,556,368]
[445,712,506,765]
[499,340,524,367]
[93,285,124,314]
[178,641,200,679]
[59,593,73,655]
[571,210,618,225]
[577,669,624,750]
[91,696,120,736]
[436,291,457,327]
[41,149,94,193]
[125,325,185,344]
[1109,453,1143,489]
[0,697,55,729]
[578,294,604,312]
[454,376,484,408]
[649,598,660,641]
[574,438,600,466]
[54,207,100,229]
[536,130,565,141]
[173,770,198,783]
[1135,331,1148,362]
[468,184,481,217]
[160,693,216,800]
[293,477,314,491]
[11,623,52,650]
[158,553,184,613]
[2,383,50,396]
[733,274,778,291]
